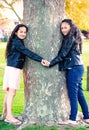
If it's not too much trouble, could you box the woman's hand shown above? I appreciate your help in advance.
[41,59,50,67]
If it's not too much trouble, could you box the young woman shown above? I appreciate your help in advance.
[1,24,45,125]
[42,19,89,125]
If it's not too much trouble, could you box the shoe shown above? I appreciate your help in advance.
[4,118,22,126]
[59,120,78,126]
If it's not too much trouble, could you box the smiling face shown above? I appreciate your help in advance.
[15,26,27,40]
[61,22,71,36]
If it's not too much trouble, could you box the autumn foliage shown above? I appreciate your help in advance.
[65,0,89,31]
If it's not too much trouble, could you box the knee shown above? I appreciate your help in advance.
[9,89,16,97]
[12,91,16,97]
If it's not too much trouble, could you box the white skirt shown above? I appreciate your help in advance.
[3,66,21,90]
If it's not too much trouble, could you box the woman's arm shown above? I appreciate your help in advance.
[50,37,75,67]
[14,39,43,62]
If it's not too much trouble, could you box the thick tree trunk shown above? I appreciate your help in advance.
[21,0,70,127]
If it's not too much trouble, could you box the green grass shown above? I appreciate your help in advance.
[0,40,89,130]
[82,39,89,68]
[0,120,16,130]
[0,121,59,130]
[22,126,58,130]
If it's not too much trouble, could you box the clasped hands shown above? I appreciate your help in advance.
[41,59,50,67]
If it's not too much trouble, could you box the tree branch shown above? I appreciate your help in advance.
[0,0,23,23]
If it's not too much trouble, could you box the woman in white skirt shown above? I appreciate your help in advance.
[1,24,47,125]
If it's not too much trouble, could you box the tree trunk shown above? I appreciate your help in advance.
[21,0,70,127]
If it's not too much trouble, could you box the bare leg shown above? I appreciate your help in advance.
[6,88,16,119]
[2,93,7,119]
[4,88,21,125]
[1,88,16,120]
[1,92,8,120]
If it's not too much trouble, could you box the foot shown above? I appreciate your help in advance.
[83,119,89,124]
[4,117,22,126]
[59,120,78,125]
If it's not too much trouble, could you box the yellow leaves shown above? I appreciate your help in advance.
[66,0,89,30]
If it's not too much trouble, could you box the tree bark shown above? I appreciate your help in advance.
[22,0,70,127]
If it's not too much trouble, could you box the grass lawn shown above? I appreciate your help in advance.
[0,40,89,130]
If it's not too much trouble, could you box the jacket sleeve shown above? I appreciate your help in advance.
[49,37,75,67]
[13,39,43,62]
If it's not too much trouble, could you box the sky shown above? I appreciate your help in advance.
[1,1,23,20]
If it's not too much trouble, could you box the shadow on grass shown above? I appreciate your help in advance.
[0,120,58,130]
[0,119,89,130]
[0,120,16,130]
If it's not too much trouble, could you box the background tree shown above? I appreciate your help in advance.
[19,0,70,128]
[0,0,23,23]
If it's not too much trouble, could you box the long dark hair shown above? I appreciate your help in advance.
[60,19,83,53]
[5,24,28,58]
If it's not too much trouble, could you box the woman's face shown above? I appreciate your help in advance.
[15,27,27,40]
[61,22,71,36]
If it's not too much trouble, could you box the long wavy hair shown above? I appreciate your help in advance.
[5,24,28,59]
[60,19,83,53]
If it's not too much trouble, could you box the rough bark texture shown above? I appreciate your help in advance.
[20,0,70,128]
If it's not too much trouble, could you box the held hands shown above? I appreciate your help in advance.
[41,59,50,67]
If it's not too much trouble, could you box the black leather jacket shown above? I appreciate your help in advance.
[7,37,43,69]
[50,36,83,71]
